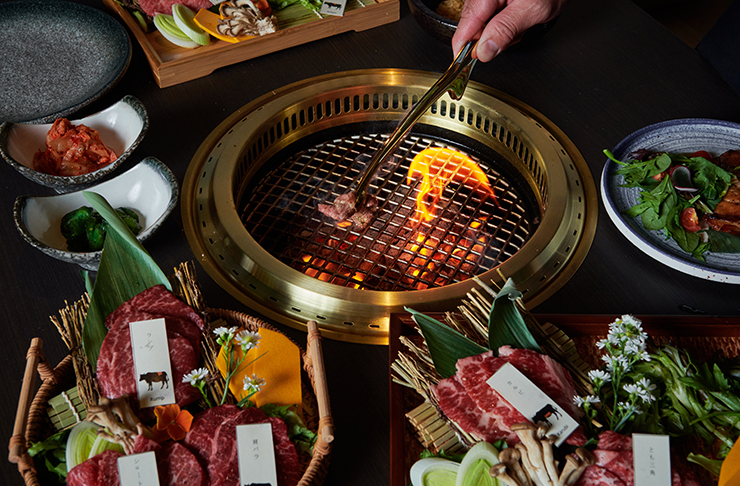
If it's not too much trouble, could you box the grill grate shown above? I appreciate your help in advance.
[239,132,537,291]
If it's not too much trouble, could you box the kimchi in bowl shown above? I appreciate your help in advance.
[0,95,148,193]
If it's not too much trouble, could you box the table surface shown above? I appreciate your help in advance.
[2,0,740,484]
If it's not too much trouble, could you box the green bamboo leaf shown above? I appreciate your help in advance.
[488,278,541,353]
[405,307,487,379]
[82,192,171,371]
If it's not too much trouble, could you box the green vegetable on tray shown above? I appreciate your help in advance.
[605,149,740,261]
[61,206,142,252]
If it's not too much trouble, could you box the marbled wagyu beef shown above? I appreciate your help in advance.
[433,346,586,445]
[184,404,301,486]
[96,285,205,417]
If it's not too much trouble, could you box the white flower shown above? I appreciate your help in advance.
[623,383,639,395]
[588,370,611,383]
[213,326,238,339]
[596,338,608,350]
[243,374,266,394]
[183,367,209,385]
[234,330,261,351]
[603,354,630,373]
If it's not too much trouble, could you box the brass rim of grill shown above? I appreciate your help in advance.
[182,69,598,345]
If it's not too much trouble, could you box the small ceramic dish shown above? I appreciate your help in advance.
[14,157,179,270]
[0,95,148,193]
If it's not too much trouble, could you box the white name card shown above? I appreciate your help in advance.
[486,362,579,446]
[237,423,278,486]
[633,433,671,486]
[320,0,346,16]
[118,451,160,486]
[130,318,176,409]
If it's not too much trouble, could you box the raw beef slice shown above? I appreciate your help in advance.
[574,431,701,486]
[67,449,122,486]
[96,324,201,415]
[184,404,301,486]
[157,442,206,486]
[433,375,508,443]
[435,346,585,444]
[137,0,214,17]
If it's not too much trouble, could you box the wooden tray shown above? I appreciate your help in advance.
[103,0,400,88]
[389,312,740,486]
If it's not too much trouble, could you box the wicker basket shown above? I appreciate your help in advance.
[9,310,333,486]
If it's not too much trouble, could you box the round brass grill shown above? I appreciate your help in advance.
[182,69,598,344]
[239,132,538,291]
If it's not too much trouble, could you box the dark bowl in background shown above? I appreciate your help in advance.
[408,0,559,47]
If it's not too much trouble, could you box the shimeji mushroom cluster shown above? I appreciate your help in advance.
[217,0,277,37]
[490,423,595,486]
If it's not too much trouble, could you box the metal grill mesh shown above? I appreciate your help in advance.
[239,131,538,291]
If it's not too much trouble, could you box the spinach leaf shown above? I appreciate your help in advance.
[664,203,709,262]
[686,157,732,208]
[708,230,740,253]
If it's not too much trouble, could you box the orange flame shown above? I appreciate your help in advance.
[407,147,497,222]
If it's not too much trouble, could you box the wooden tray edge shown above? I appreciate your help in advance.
[103,0,400,88]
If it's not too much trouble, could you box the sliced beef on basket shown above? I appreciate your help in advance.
[157,442,206,486]
[574,432,701,486]
[96,324,201,417]
[67,449,122,486]
[432,375,509,443]
[434,346,586,445]
[105,284,205,354]
[184,404,301,486]
[96,285,205,419]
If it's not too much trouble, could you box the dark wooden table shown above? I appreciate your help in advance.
[2,0,739,484]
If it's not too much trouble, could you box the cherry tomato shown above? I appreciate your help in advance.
[689,150,714,161]
[680,207,701,233]
[254,0,272,16]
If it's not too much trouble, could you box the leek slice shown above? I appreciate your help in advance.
[455,442,500,486]
[410,458,460,486]
[172,4,211,46]
[65,422,100,472]
[153,13,200,48]
[89,434,124,458]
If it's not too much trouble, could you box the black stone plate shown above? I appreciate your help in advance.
[0,1,131,124]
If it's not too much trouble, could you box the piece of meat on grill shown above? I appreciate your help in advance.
[704,176,740,236]
[318,191,378,228]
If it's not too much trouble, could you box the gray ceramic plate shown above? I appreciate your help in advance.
[0,1,131,124]
[601,118,740,284]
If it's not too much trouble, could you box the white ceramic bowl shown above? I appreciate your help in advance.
[0,95,148,192]
[14,157,178,270]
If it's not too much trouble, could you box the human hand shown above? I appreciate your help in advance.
[451,0,566,62]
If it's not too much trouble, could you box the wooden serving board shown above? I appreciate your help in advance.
[103,0,400,88]
[389,313,740,486]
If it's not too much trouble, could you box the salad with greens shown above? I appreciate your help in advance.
[605,149,740,261]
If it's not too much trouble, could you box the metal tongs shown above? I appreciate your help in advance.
[353,40,479,207]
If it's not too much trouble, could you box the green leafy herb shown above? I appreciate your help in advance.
[487,278,541,353]
[260,403,318,454]
[606,148,735,261]
[27,429,69,483]
[405,307,487,379]
[82,192,171,370]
